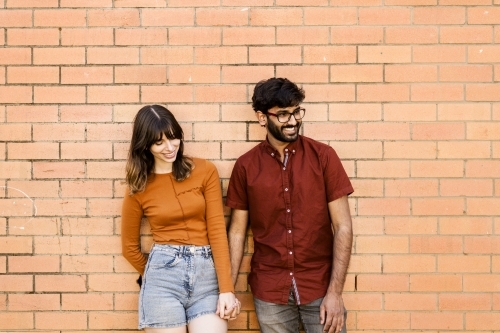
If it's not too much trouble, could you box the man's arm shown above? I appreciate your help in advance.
[320,195,353,333]
[228,208,249,286]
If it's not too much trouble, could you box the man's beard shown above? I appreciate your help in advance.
[267,119,301,143]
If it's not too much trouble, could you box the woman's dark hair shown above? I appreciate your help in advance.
[251,77,305,114]
[125,105,193,194]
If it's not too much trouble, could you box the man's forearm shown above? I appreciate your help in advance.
[228,209,249,286]
[328,225,352,294]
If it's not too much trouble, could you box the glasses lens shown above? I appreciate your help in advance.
[277,113,291,123]
[294,108,305,120]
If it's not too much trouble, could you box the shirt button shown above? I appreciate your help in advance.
[292,150,295,153]
[290,272,293,276]
[288,230,291,233]
[285,188,288,191]
[289,251,293,255]
[287,209,290,213]
[271,153,274,156]
[285,148,288,152]
[283,167,286,170]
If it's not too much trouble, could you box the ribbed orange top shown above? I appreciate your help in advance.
[121,158,234,293]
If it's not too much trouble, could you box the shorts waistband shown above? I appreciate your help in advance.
[151,244,212,256]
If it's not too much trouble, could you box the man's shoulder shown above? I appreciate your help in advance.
[235,141,265,165]
[300,135,333,153]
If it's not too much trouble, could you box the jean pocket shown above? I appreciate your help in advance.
[148,251,181,269]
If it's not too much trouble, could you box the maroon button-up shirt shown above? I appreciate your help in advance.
[226,135,353,305]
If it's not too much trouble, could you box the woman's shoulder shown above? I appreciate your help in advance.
[191,157,216,173]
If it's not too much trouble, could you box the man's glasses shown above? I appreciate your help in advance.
[267,108,306,123]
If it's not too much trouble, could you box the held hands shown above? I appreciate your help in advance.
[319,292,345,333]
[215,292,241,321]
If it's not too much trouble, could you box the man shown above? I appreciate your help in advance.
[226,78,354,333]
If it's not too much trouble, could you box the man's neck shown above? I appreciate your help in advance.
[267,135,292,162]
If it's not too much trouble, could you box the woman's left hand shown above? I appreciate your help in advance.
[215,292,241,320]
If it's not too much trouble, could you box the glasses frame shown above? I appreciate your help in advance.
[267,107,306,123]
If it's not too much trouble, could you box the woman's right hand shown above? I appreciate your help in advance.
[215,292,241,320]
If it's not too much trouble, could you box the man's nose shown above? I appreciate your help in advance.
[287,113,298,125]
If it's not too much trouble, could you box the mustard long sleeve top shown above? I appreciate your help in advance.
[121,158,234,293]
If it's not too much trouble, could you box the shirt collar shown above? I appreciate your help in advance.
[261,135,301,157]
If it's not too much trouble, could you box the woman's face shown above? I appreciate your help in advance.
[149,133,181,166]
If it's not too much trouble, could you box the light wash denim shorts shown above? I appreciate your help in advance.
[138,244,219,329]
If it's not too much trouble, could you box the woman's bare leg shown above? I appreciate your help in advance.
[188,314,227,333]
[144,326,186,333]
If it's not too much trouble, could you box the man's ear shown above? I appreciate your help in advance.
[255,111,267,127]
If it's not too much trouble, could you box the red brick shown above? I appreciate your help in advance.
[358,84,410,102]
[330,65,382,83]
[412,84,464,102]
[7,0,58,7]
[440,179,492,196]
[7,28,59,45]
[468,45,500,63]
[441,26,492,44]
[0,236,32,254]
[62,255,113,272]
[185,142,221,159]
[62,293,113,310]
[412,161,460,178]
[0,162,31,178]
[385,217,437,235]
[223,0,272,4]
[196,8,248,26]
[34,86,84,104]
[33,123,85,141]
[141,85,192,103]
[466,160,500,177]
[438,103,490,121]
[88,9,139,26]
[304,46,356,64]
[88,85,139,103]
[223,27,274,45]
[9,294,60,311]
[0,123,31,141]
[465,236,500,254]
[358,198,410,216]
[275,66,328,83]
[328,0,380,4]
[464,274,500,292]
[440,293,491,310]
[250,8,302,26]
[0,86,32,103]
[196,46,247,64]
[413,198,464,216]
[468,198,500,216]
[9,142,59,160]
[440,217,492,235]
[62,217,114,235]
[141,8,194,26]
[330,27,383,44]
[194,122,246,141]
[385,179,438,197]
[413,45,466,63]
[468,7,500,24]
[60,0,112,6]
[0,48,31,65]
[303,7,356,25]
[343,293,382,310]
[0,275,33,291]
[386,27,438,44]
[169,65,219,84]
[359,7,410,25]
[88,274,139,292]
[0,312,33,330]
[383,255,436,273]
[414,7,465,24]
[87,124,132,141]
[357,274,409,292]
[329,103,381,121]
[34,9,86,27]
[358,161,409,178]
[7,180,59,198]
[222,66,274,83]
[10,255,60,272]
[36,274,87,292]
[412,123,465,140]
[331,142,382,160]
[303,84,355,102]
[114,0,166,6]
[411,312,463,330]
[385,0,436,4]
[61,105,112,122]
[169,0,219,6]
[36,199,86,216]
[358,122,410,140]
[359,46,411,64]
[195,85,246,103]
[170,27,220,46]
[141,47,193,64]
[89,311,138,329]
[61,66,113,84]
[0,197,36,217]
[7,66,59,84]
[411,274,462,292]
[385,141,437,159]
[61,143,112,160]
[277,27,328,45]
[61,28,114,45]
[385,65,437,82]
[357,312,409,329]
[9,217,59,236]
[384,103,436,121]
[115,28,167,46]
[440,65,492,82]
[89,198,122,216]
[0,9,32,26]
[385,293,436,310]
[466,313,500,330]
[87,161,125,178]
[36,312,87,330]
[468,122,500,140]
[33,162,85,179]
[347,255,381,273]
[34,47,85,64]
[249,46,301,64]
[439,255,490,273]
[87,47,139,64]
[356,236,408,254]
[221,104,256,121]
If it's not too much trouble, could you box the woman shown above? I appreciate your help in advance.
[121,105,240,333]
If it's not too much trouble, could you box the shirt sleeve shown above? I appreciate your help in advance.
[203,161,235,293]
[322,147,354,203]
[225,159,248,210]
[121,188,148,275]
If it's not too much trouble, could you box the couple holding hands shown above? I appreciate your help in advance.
[121,78,354,333]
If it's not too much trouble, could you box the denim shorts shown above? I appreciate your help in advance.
[138,244,219,329]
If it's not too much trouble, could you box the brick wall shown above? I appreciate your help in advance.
[1,0,499,331]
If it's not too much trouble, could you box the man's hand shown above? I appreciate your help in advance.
[319,292,345,333]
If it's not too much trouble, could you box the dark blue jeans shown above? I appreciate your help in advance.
[254,289,347,333]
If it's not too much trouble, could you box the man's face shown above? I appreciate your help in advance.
[266,105,302,143]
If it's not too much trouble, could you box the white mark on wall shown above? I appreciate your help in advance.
[0,186,38,229]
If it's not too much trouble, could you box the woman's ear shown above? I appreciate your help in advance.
[255,111,267,128]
